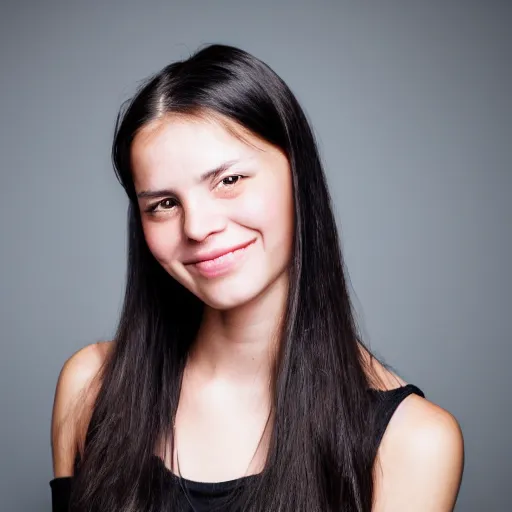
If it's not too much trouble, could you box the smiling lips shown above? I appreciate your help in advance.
[186,239,256,278]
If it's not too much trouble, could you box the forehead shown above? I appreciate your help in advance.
[131,114,266,186]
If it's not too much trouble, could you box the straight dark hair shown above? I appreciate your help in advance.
[70,43,385,511]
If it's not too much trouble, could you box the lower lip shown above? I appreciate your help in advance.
[191,241,255,278]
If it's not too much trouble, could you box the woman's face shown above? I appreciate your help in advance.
[131,114,294,310]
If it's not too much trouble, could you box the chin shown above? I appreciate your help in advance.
[195,278,266,311]
[199,288,259,311]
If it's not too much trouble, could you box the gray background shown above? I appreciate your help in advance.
[1,1,510,510]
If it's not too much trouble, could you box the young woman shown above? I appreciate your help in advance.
[50,44,464,511]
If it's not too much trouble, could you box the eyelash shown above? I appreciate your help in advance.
[145,174,246,214]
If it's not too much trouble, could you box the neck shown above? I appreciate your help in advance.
[187,273,289,387]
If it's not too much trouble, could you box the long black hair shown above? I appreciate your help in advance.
[70,43,384,511]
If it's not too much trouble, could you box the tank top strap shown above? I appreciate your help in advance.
[370,384,425,447]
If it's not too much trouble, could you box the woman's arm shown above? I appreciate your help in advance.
[373,394,464,511]
[50,342,109,477]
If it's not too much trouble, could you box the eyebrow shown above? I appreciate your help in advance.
[136,159,240,199]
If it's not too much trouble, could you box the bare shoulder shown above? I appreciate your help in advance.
[373,393,464,511]
[51,340,115,477]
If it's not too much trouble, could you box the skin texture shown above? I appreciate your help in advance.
[51,114,464,510]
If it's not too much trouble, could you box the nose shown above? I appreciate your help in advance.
[182,198,227,242]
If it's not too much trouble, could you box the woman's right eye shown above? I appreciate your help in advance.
[146,198,177,214]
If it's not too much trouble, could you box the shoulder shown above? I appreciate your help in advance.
[56,341,112,388]
[51,340,115,477]
[373,392,464,511]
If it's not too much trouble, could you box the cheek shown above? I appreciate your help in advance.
[142,222,180,265]
[236,192,269,225]
[237,180,294,245]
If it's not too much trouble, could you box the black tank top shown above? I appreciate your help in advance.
[49,384,424,511]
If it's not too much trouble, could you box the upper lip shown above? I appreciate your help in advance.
[184,239,256,265]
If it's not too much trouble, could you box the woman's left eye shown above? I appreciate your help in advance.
[219,175,243,187]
